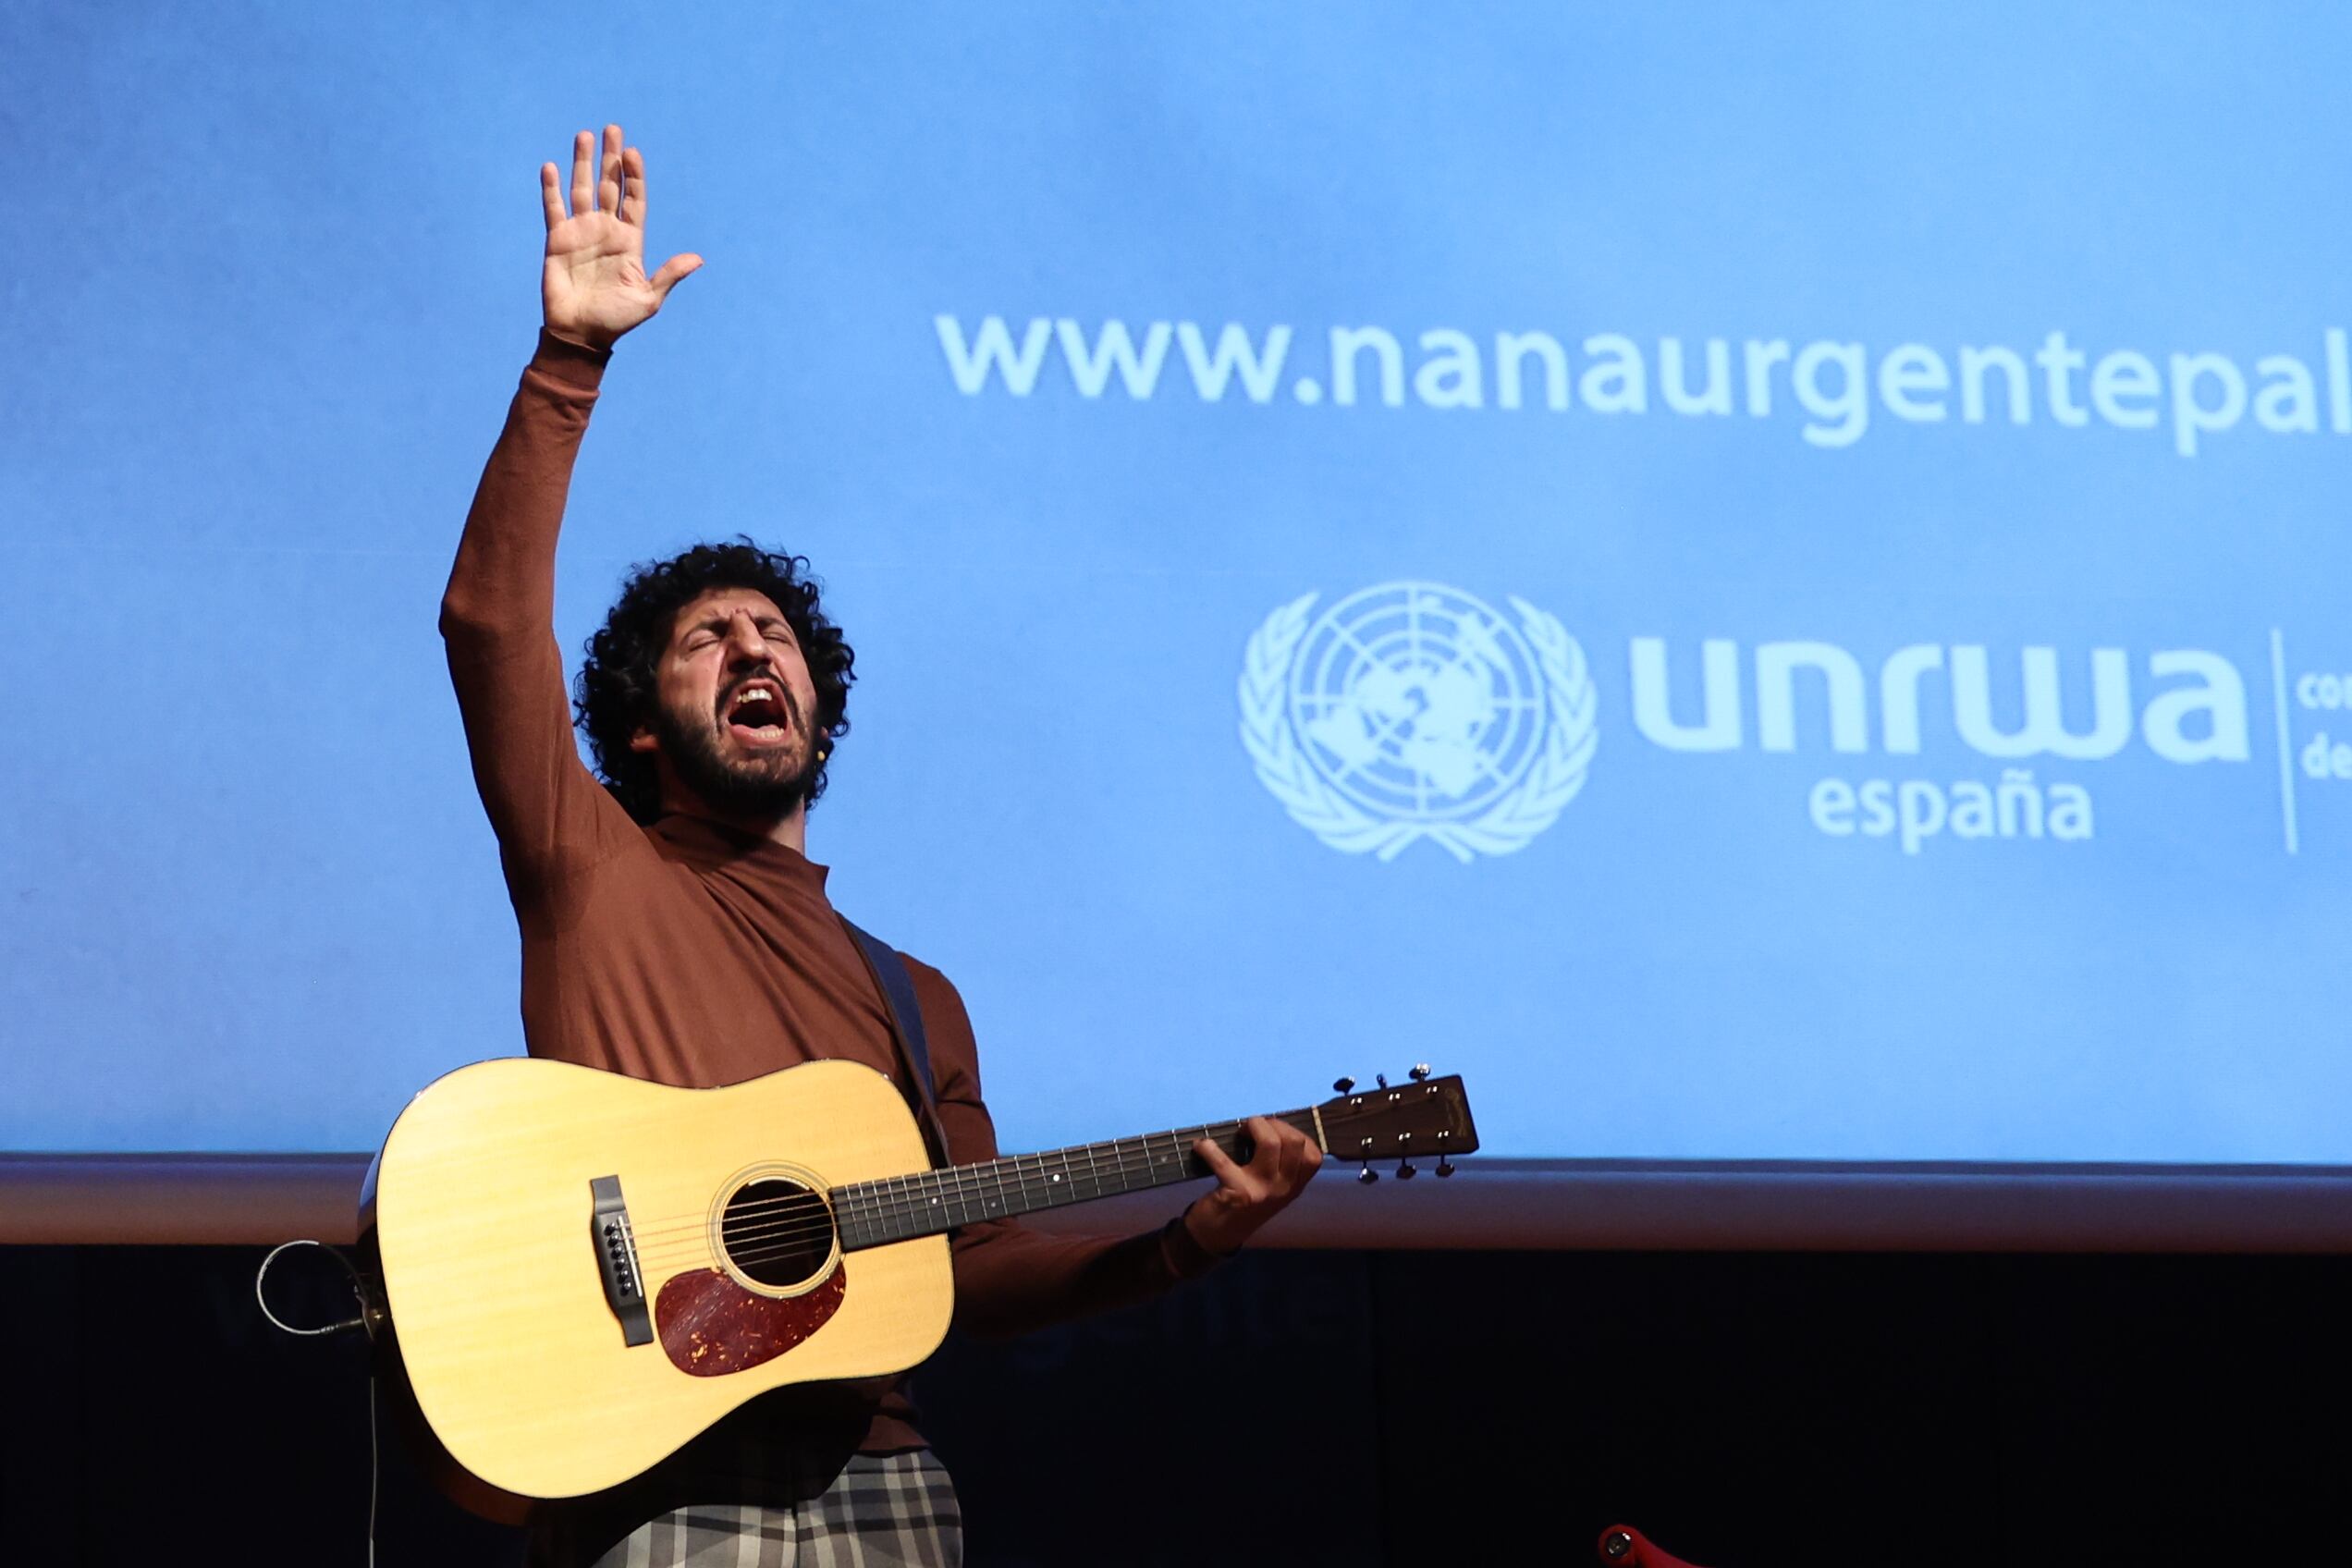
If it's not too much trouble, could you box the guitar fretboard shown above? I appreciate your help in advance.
[830,1109,1317,1252]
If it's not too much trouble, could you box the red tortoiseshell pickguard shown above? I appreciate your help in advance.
[654,1263,848,1378]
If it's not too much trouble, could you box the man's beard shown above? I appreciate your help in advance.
[651,689,821,822]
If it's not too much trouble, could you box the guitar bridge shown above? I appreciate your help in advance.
[590,1175,653,1347]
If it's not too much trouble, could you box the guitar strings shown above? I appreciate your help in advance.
[619,1113,1304,1243]
[619,1114,1309,1252]
[373,1097,1432,1310]
[627,1133,1246,1271]
[624,1135,1231,1253]
[392,1102,1403,1296]
[396,1096,1401,1292]
[651,1145,1212,1270]
[625,1116,1354,1275]
[621,1108,1334,1265]
[622,1106,1347,1266]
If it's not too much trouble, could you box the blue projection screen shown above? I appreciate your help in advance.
[3,5,2348,1238]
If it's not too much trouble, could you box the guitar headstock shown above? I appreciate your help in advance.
[1319,1066,1478,1182]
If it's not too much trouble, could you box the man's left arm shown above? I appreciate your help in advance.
[908,966,1321,1341]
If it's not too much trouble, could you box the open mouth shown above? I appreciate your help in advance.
[722,680,793,750]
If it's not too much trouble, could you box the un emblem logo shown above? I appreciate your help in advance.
[1239,582,1598,861]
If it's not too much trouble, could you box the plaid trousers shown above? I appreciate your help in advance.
[537,1451,962,1568]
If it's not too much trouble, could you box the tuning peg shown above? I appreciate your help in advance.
[1396,1158,1416,1180]
[1436,1155,1456,1177]
[1332,1076,1355,1096]
[1409,1063,1432,1082]
[1357,1162,1378,1185]
[1376,1072,1389,1089]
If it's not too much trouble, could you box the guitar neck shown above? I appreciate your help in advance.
[831,1108,1319,1252]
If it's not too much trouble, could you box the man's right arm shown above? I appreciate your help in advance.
[439,125,702,881]
[440,332,617,874]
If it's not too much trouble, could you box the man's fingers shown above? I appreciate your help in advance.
[1246,1119,1294,1186]
[539,163,566,229]
[598,124,624,216]
[569,129,595,216]
[1271,1127,1307,1188]
[1280,1127,1308,1181]
[1194,1136,1243,1185]
[1264,1121,1318,1189]
[619,146,649,227]
[649,253,704,300]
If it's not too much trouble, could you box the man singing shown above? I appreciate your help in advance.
[442,124,1321,1565]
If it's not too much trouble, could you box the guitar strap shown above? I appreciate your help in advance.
[839,916,951,1167]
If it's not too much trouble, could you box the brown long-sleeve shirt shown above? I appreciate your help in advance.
[441,332,1217,1464]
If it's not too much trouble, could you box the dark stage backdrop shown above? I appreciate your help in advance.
[5,1244,2349,1564]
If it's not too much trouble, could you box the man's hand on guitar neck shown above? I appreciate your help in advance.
[1183,1116,1324,1256]
[540,123,702,351]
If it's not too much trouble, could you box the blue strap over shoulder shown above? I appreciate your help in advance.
[839,916,949,1165]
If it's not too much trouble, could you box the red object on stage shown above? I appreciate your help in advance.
[1599,1524,1714,1567]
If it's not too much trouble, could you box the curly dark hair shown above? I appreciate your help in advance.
[574,538,856,824]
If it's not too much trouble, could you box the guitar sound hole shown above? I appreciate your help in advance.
[719,1177,835,1290]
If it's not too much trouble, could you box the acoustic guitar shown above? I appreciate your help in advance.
[361,1056,1476,1508]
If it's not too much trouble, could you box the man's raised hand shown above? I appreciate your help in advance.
[540,125,702,349]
